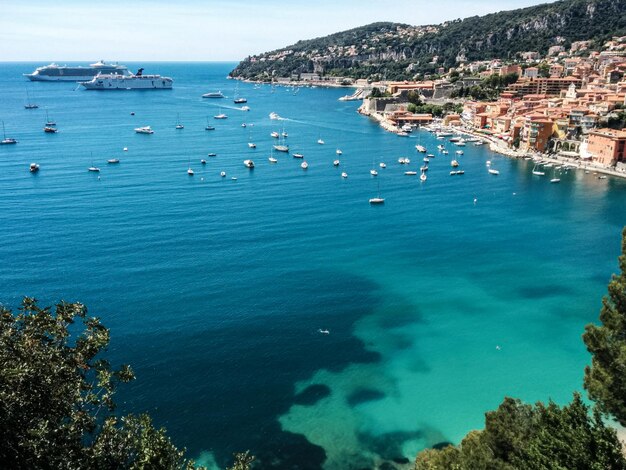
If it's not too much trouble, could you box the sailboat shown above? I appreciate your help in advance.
[233,83,247,104]
[175,113,184,129]
[273,133,289,152]
[268,148,277,163]
[247,129,256,148]
[1,121,17,145]
[205,118,215,131]
[317,133,325,145]
[532,163,545,176]
[370,157,378,176]
[187,158,194,175]
[88,152,100,172]
[214,108,227,119]
[44,109,56,126]
[550,168,561,183]
[369,178,384,204]
[24,89,38,109]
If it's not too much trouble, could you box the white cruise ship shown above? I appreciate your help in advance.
[80,68,173,90]
[24,60,128,81]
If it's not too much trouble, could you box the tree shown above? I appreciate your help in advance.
[0,298,200,469]
[583,227,626,425]
[415,394,626,470]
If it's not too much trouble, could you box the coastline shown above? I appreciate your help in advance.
[358,105,626,181]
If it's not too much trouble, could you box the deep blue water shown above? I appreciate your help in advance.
[1,62,625,469]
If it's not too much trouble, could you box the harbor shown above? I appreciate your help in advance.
[1,61,625,469]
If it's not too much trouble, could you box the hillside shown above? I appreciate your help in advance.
[229,0,626,81]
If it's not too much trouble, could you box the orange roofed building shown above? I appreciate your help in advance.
[587,128,626,166]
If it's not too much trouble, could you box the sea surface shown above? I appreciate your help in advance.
[1,62,625,469]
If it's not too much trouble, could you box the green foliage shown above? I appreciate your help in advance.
[227,451,255,470]
[407,96,462,118]
[0,298,200,469]
[606,111,626,130]
[583,227,626,425]
[230,0,626,81]
[369,87,390,98]
[414,393,626,470]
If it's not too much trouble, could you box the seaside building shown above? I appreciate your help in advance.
[587,128,626,166]
[520,117,554,152]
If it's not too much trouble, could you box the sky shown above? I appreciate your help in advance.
[0,0,557,62]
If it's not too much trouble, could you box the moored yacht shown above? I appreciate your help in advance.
[81,68,173,90]
[202,91,224,98]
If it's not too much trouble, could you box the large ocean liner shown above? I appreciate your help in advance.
[24,60,128,81]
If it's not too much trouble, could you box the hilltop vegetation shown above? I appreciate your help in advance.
[230,0,626,81]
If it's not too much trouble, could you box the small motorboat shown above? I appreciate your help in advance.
[488,168,500,175]
[301,161,308,170]
[379,162,386,168]
[455,150,464,155]
[369,198,385,205]
[451,160,459,167]
[29,163,40,173]
[123,147,128,151]
[317,138,325,145]
[370,169,378,176]
[341,172,348,178]
[208,153,217,157]
[550,178,561,183]
[234,97,247,104]
[202,91,224,98]
[292,153,304,159]
[415,145,427,153]
[405,171,417,176]
[248,142,257,148]
[420,172,427,181]
[336,149,342,155]
[333,160,340,166]
[244,159,254,168]
[200,159,207,164]
[214,113,228,119]
[241,106,250,111]
[187,168,194,175]
[44,126,58,133]
[107,158,120,164]
[241,123,247,128]
[220,171,226,177]
[134,126,153,134]
[270,131,279,138]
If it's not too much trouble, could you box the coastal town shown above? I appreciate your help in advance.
[352,35,626,174]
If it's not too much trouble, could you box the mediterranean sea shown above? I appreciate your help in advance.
[1,62,625,469]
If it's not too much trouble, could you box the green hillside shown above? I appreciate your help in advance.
[230,0,626,81]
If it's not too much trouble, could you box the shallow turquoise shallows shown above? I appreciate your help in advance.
[1,62,625,469]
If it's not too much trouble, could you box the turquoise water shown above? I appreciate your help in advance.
[1,62,624,469]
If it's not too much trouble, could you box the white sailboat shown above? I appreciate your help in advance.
[268,148,277,163]
[1,121,17,145]
[532,163,545,176]
[175,113,184,129]
[369,178,384,204]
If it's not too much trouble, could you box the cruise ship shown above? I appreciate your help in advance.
[80,68,173,90]
[24,60,128,81]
